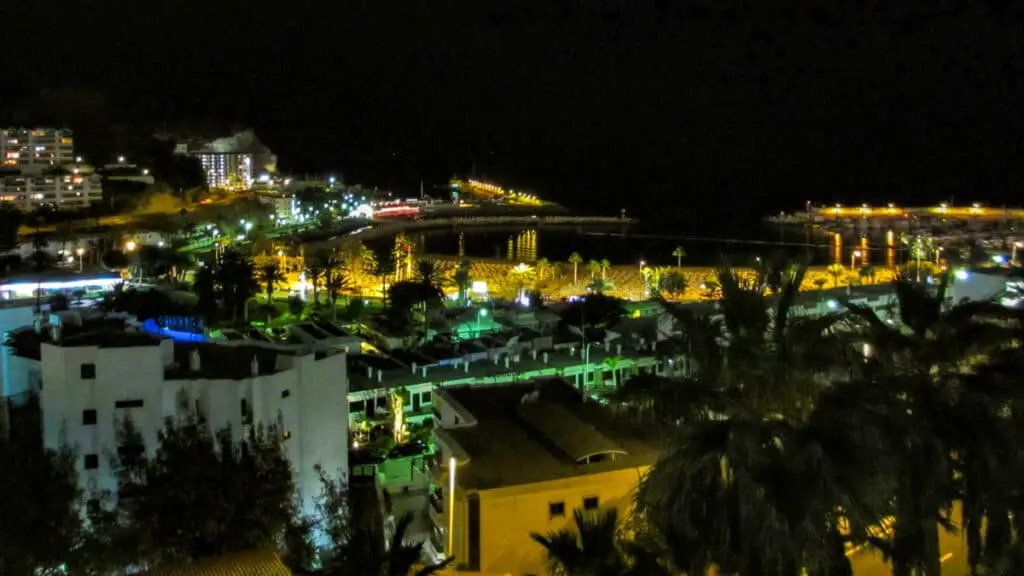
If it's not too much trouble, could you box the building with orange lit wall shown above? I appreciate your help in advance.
[429,380,657,576]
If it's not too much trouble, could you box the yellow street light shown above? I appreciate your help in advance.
[125,241,137,252]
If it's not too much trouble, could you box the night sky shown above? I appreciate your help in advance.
[3,0,1023,230]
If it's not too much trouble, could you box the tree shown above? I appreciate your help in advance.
[99,409,302,571]
[416,259,447,292]
[569,252,583,284]
[672,246,686,269]
[531,508,670,576]
[0,400,83,575]
[332,513,453,576]
[453,260,472,304]
[325,270,351,320]
[305,259,326,306]
[813,277,827,291]
[102,249,130,270]
[587,277,614,293]
[588,259,601,280]
[216,250,258,322]
[371,242,397,306]
[192,264,219,324]
[0,202,22,252]
[657,270,687,298]
[257,262,285,303]
[600,259,611,279]
[536,257,551,281]
[859,265,877,285]
[826,263,845,288]
[843,273,1023,575]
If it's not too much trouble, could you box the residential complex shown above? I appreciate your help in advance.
[170,129,275,189]
[189,151,255,189]
[1,128,75,169]
[0,128,104,210]
[0,170,103,210]
[5,312,349,515]
[430,380,657,575]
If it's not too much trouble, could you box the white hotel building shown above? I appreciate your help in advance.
[5,313,349,515]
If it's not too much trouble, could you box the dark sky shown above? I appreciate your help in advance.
[3,0,1023,228]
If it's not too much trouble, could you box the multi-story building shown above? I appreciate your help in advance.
[0,170,103,210]
[429,380,658,575]
[189,151,254,189]
[1,128,75,170]
[5,313,349,516]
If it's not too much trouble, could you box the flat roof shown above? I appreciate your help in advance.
[347,344,654,393]
[8,319,163,360]
[165,342,297,380]
[438,380,658,491]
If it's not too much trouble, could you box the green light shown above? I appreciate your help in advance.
[478,309,488,317]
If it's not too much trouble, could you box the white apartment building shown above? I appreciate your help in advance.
[189,151,254,189]
[7,314,349,515]
[0,171,103,210]
[1,128,75,170]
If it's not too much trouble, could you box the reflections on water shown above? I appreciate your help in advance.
[422,224,913,268]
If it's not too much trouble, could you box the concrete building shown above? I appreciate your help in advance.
[0,170,104,210]
[6,313,349,515]
[189,151,254,189]
[430,380,657,575]
[1,128,75,169]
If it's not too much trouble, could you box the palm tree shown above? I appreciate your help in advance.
[859,265,877,285]
[453,260,472,304]
[536,257,551,281]
[216,251,258,322]
[587,259,601,280]
[599,259,611,280]
[304,260,326,305]
[372,242,397,306]
[256,263,285,303]
[325,270,351,320]
[672,246,686,269]
[531,508,670,576]
[569,252,583,284]
[309,250,343,309]
[844,273,1023,575]
[415,259,447,293]
[326,513,453,576]
[826,263,845,288]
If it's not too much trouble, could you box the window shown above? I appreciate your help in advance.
[283,430,292,440]
[114,399,143,409]
[80,363,96,379]
[241,398,249,417]
[84,454,99,469]
[549,501,566,519]
[349,400,365,414]
[82,409,97,425]
[583,496,599,511]
[281,389,291,399]
[421,391,432,403]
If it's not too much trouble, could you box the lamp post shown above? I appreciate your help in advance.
[935,246,944,266]
[448,457,456,556]
[638,260,646,299]
[851,250,862,271]
[476,308,487,337]
[75,247,84,272]
[277,250,285,271]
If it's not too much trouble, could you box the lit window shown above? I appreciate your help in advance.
[583,496,599,511]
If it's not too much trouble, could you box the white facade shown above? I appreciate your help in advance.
[0,171,103,210]
[35,336,349,514]
[1,128,75,169]
[190,152,254,189]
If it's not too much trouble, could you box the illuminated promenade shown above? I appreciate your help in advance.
[769,203,1024,224]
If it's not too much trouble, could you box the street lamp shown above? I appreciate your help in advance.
[476,308,488,335]
[75,247,84,272]
[125,241,136,252]
[935,246,944,266]
[448,457,456,555]
[851,250,862,271]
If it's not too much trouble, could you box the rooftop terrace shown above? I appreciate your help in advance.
[437,379,658,491]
